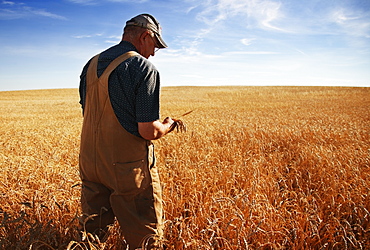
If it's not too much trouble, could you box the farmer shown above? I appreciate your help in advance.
[78,13,174,249]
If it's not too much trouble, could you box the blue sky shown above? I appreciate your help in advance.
[0,0,369,91]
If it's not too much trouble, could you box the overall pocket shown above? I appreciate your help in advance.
[113,159,150,196]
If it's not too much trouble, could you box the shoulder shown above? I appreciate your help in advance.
[80,56,94,78]
[122,55,159,81]
[128,54,157,72]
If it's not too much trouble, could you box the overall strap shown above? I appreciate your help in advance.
[99,51,139,83]
[86,54,100,85]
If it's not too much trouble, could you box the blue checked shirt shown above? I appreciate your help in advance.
[79,41,160,138]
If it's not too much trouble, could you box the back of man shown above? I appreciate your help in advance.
[78,13,173,250]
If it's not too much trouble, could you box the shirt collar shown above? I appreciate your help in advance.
[119,40,138,52]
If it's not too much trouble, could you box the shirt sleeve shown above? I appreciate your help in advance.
[79,60,91,112]
[135,63,160,123]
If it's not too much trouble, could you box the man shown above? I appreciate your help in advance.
[78,13,174,249]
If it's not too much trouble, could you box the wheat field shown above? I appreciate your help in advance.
[0,86,369,249]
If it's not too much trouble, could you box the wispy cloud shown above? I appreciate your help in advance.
[0,1,67,20]
[72,33,121,44]
[104,35,122,44]
[329,8,370,38]
[195,0,286,31]
[28,8,66,20]
[67,0,148,5]
[191,0,370,40]
[66,0,97,5]
[171,0,287,62]
[241,38,255,46]
[2,1,15,5]
[223,51,279,55]
[72,33,104,39]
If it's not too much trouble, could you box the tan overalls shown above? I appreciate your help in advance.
[79,52,163,249]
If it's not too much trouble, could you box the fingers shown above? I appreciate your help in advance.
[164,117,186,134]
[167,120,177,133]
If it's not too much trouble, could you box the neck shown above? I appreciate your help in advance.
[122,37,144,56]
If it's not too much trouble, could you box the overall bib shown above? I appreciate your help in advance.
[79,52,163,249]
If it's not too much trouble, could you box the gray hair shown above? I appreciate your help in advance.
[123,25,147,40]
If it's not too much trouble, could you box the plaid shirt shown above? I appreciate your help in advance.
[79,41,160,138]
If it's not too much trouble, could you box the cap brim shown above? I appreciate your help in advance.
[154,33,167,49]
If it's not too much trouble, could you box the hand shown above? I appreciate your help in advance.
[163,117,176,134]
[163,117,174,124]
[167,118,187,133]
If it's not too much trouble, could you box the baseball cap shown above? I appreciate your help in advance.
[125,14,168,49]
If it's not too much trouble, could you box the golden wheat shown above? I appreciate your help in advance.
[0,86,369,249]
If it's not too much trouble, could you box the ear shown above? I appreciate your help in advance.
[139,30,149,44]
